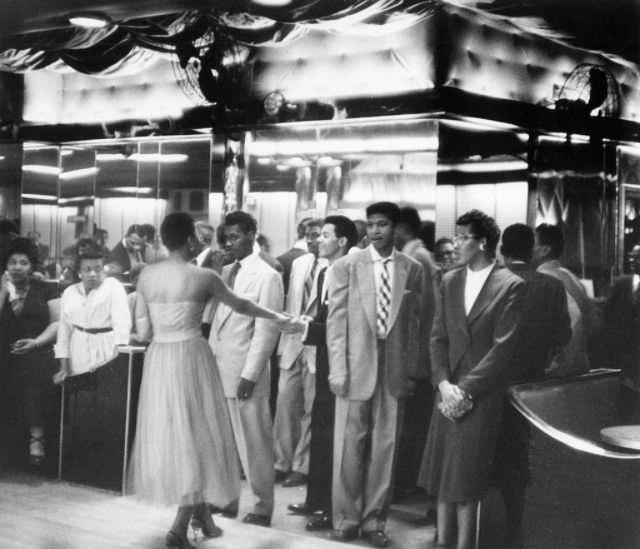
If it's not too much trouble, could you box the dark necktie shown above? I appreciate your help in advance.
[317,266,328,306]
[376,258,392,338]
[227,261,241,290]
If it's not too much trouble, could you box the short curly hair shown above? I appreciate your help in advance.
[456,209,501,255]
[2,237,39,272]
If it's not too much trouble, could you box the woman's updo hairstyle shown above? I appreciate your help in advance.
[160,212,196,251]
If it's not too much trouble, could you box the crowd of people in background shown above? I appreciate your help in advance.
[0,202,637,549]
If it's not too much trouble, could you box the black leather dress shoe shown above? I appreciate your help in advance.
[329,526,359,542]
[305,512,332,531]
[362,530,391,548]
[242,513,271,527]
[207,504,238,518]
[287,502,312,515]
[282,471,307,487]
[274,469,289,482]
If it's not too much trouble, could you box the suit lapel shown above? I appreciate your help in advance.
[467,265,501,325]
[450,268,468,332]
[217,256,254,331]
[387,255,409,331]
[356,257,377,335]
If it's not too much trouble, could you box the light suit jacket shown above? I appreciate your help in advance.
[209,252,284,398]
[326,248,423,401]
[278,252,327,373]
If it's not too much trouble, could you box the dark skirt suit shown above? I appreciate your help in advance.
[419,265,523,502]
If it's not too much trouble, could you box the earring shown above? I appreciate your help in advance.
[479,244,485,251]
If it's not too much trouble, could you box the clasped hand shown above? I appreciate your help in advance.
[275,313,307,334]
[10,338,38,355]
[438,381,473,421]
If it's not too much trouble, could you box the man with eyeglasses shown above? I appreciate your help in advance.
[419,209,524,549]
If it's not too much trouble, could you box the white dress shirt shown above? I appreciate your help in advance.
[55,277,131,375]
[464,262,494,315]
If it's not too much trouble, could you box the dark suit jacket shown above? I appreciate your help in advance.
[422,263,524,501]
[107,240,142,275]
[604,275,640,388]
[303,267,331,401]
[431,264,524,397]
[277,247,307,295]
[508,263,571,382]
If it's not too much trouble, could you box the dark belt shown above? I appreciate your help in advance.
[73,325,113,334]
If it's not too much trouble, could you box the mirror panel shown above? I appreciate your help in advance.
[246,119,438,256]
[20,145,60,274]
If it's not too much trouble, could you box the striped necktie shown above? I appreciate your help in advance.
[377,258,392,338]
[302,258,318,311]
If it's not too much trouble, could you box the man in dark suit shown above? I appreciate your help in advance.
[420,210,524,549]
[393,206,439,501]
[106,224,146,280]
[493,223,571,547]
[603,243,640,421]
[326,202,423,547]
[284,215,358,531]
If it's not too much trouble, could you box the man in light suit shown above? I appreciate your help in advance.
[208,210,283,527]
[326,202,423,547]
[274,218,325,487]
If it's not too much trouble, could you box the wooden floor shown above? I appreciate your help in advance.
[0,471,434,549]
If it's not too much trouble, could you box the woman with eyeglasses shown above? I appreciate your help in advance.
[418,210,524,549]
[0,237,59,469]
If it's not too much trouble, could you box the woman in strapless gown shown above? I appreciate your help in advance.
[128,213,289,549]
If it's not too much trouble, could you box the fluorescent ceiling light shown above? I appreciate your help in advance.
[96,153,126,162]
[129,153,189,163]
[58,196,94,204]
[251,137,437,156]
[110,187,155,194]
[22,193,57,202]
[59,167,100,181]
[69,14,110,28]
[438,160,528,173]
[22,165,62,175]
[251,0,293,5]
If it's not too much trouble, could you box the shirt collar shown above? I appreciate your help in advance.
[237,251,258,269]
[369,244,396,263]
[466,261,495,278]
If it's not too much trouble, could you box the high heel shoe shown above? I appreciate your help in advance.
[29,432,46,468]
[190,514,222,539]
[165,530,196,549]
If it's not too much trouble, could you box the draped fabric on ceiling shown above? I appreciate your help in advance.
[0,1,435,75]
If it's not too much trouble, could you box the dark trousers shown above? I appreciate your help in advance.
[394,378,433,494]
[305,395,335,514]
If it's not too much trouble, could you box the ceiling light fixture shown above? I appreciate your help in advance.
[68,13,111,29]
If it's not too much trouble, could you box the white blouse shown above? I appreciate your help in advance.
[55,277,131,376]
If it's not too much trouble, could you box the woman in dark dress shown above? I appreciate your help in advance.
[0,237,59,468]
[418,211,523,549]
